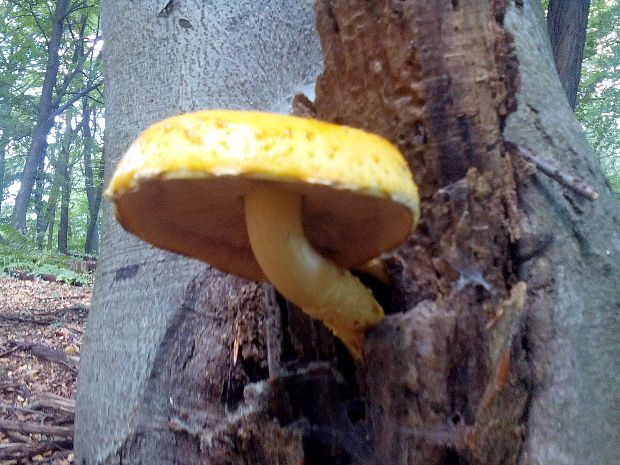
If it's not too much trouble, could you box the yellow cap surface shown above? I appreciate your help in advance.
[106,110,419,280]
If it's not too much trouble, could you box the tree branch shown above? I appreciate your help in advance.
[49,80,102,121]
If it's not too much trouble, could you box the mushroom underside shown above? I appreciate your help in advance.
[112,176,413,281]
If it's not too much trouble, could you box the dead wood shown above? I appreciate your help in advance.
[0,341,78,371]
[0,419,73,437]
[0,439,72,460]
[30,392,75,414]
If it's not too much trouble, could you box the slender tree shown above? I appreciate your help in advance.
[11,0,71,232]
[11,0,102,232]
[0,139,6,216]
[82,94,103,254]
[56,117,76,254]
[547,0,591,108]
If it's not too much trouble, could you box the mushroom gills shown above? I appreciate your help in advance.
[244,188,385,359]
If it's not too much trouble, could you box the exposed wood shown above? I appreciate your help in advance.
[312,1,525,463]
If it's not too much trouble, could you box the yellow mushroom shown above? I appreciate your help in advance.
[105,110,419,359]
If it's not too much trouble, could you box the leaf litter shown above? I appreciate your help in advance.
[0,276,91,464]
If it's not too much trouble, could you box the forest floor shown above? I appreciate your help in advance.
[0,276,91,464]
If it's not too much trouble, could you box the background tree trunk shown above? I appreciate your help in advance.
[76,1,619,464]
[11,0,70,232]
[74,1,322,463]
[82,95,102,255]
[33,157,48,248]
[0,139,6,216]
[547,0,591,108]
[56,145,71,254]
[43,175,60,251]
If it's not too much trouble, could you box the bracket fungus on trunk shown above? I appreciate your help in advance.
[105,110,419,359]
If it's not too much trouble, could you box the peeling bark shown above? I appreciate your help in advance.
[312,2,527,463]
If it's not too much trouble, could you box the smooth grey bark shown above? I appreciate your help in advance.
[74,1,322,463]
[505,2,619,464]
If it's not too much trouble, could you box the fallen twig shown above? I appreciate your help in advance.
[0,439,72,460]
[0,341,78,371]
[516,145,599,200]
[30,393,75,414]
[0,344,23,358]
[0,419,73,437]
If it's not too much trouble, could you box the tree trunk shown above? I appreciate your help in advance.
[11,0,70,232]
[82,96,102,255]
[33,155,48,248]
[75,1,322,463]
[547,0,590,108]
[76,1,619,464]
[44,179,60,251]
[56,123,74,255]
[0,138,6,216]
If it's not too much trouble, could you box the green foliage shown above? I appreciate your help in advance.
[575,0,620,197]
[28,263,90,286]
[0,0,104,254]
[0,223,92,285]
[543,0,620,197]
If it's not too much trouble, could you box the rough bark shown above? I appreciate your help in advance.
[547,0,590,108]
[77,1,619,464]
[11,0,70,232]
[312,2,526,464]
[74,1,322,463]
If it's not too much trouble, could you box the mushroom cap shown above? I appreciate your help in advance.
[105,110,420,281]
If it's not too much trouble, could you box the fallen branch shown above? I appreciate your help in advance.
[0,315,57,327]
[0,439,72,460]
[2,428,31,443]
[30,344,78,371]
[516,145,599,200]
[0,341,78,371]
[30,393,75,414]
[0,419,73,437]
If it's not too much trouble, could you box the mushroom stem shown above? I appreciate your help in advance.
[245,188,384,360]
